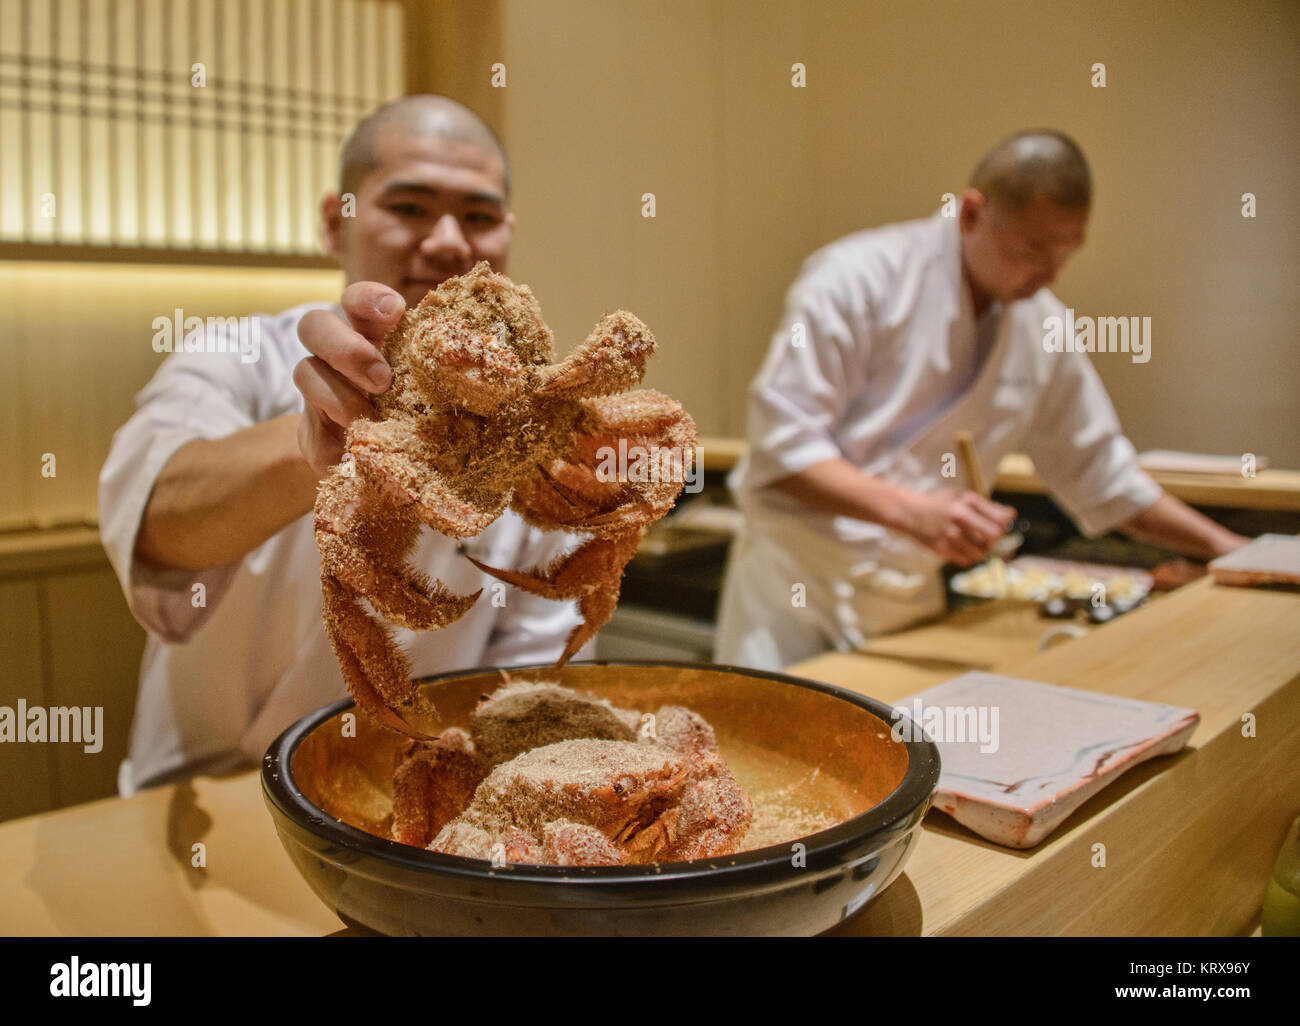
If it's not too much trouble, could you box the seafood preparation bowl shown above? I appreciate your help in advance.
[262,661,940,936]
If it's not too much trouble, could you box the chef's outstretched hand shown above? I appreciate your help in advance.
[906,488,1017,566]
[293,282,405,476]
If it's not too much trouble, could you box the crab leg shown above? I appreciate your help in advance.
[321,574,438,738]
[465,529,644,665]
[316,470,482,630]
[316,467,477,736]
[318,533,481,630]
[391,730,485,846]
[579,389,690,436]
[537,311,656,399]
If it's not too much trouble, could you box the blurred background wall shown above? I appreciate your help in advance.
[3,0,1296,529]
[483,0,1299,467]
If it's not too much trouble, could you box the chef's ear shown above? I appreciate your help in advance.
[958,188,985,233]
[321,192,345,262]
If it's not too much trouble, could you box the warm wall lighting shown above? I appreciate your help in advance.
[0,0,403,264]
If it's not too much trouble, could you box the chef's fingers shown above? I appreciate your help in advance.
[298,406,345,478]
[297,307,392,395]
[339,281,406,345]
[939,526,985,566]
[954,502,1006,547]
[971,493,1018,527]
[293,355,376,436]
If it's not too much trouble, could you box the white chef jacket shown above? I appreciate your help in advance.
[716,212,1162,670]
[100,302,590,793]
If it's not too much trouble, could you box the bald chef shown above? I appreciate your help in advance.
[100,96,587,793]
[716,130,1246,671]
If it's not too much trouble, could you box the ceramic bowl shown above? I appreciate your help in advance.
[262,660,939,936]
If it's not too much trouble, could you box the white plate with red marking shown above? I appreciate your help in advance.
[1209,534,1300,587]
[894,672,1198,848]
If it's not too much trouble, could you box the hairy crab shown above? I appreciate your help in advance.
[391,682,754,865]
[427,738,755,866]
[314,264,696,736]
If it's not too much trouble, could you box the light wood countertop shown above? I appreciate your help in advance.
[807,575,1299,935]
[0,576,1294,936]
[695,436,747,474]
[693,439,1300,511]
[995,452,1300,512]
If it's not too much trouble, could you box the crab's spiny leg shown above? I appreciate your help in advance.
[537,311,656,400]
[578,389,688,436]
[318,532,482,630]
[464,530,639,601]
[321,574,438,738]
[466,530,643,666]
[316,470,483,631]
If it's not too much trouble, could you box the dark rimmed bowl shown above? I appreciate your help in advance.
[262,660,940,936]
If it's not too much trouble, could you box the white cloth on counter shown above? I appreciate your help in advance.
[717,212,1162,670]
[99,302,590,794]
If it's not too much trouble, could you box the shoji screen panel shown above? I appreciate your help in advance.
[0,0,404,262]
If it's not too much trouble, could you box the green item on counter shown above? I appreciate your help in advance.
[1262,814,1300,937]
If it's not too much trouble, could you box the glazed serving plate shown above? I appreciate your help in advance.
[262,660,940,936]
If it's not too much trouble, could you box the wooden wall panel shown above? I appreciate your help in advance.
[44,566,145,808]
[494,0,1300,462]
[0,578,55,821]
[0,263,343,529]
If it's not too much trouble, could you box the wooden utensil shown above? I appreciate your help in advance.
[954,429,987,495]
[954,430,1007,596]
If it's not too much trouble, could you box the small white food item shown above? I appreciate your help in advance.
[955,566,996,597]
[989,558,1009,599]
[1105,574,1137,601]
[1063,572,1092,600]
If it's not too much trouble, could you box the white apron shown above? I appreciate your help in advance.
[715,320,1015,670]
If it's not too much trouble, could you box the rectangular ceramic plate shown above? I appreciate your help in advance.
[1138,449,1269,474]
[895,672,1198,848]
[1209,533,1300,587]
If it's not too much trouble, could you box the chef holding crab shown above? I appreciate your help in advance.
[99,96,590,794]
[715,130,1246,672]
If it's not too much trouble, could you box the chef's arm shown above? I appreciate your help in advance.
[770,458,1016,566]
[769,458,905,524]
[135,283,406,573]
[134,415,320,571]
[1117,492,1247,561]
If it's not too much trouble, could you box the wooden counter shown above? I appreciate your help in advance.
[693,438,1300,512]
[696,435,747,474]
[0,525,144,821]
[815,574,1299,935]
[995,452,1300,513]
[0,576,1294,936]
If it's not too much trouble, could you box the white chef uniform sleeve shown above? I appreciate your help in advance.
[1027,349,1162,537]
[742,269,869,491]
[98,332,263,643]
[479,527,594,667]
